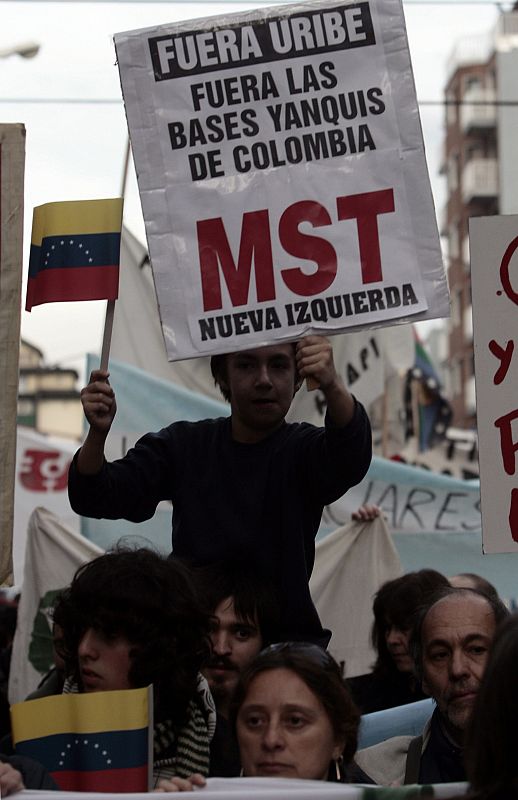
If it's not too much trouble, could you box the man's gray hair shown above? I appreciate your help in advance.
[410,585,509,683]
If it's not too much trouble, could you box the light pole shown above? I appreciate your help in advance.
[0,42,40,60]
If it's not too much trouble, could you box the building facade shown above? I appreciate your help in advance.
[441,7,518,427]
[18,340,82,439]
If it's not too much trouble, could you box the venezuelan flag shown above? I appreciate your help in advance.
[26,198,123,311]
[11,686,152,792]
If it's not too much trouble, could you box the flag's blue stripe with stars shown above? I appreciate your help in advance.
[15,727,148,773]
[28,232,121,278]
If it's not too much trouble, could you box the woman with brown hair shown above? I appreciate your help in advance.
[348,568,450,713]
[156,643,370,790]
[232,642,367,782]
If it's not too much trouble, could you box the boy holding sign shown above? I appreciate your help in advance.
[68,335,371,645]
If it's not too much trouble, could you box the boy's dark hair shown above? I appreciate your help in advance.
[410,585,509,682]
[371,569,450,676]
[194,560,280,646]
[210,354,232,403]
[53,547,211,726]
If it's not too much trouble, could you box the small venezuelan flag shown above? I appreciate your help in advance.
[25,198,123,311]
[11,686,152,792]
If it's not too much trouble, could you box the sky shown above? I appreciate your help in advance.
[1,0,499,377]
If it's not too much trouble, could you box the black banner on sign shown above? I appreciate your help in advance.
[149,3,375,81]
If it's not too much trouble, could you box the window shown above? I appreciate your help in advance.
[448,154,459,192]
[463,75,481,93]
[449,223,460,260]
[446,90,457,126]
[451,359,462,397]
[451,289,462,327]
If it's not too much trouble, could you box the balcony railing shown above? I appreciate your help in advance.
[445,33,491,82]
[465,374,476,416]
[463,304,473,342]
[461,87,497,132]
[462,158,498,203]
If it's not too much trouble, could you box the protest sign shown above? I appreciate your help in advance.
[114,0,449,361]
[470,215,518,554]
[0,123,25,584]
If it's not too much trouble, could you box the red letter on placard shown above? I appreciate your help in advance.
[279,201,337,296]
[509,488,518,543]
[197,211,275,312]
[336,188,395,283]
[488,339,515,385]
[495,408,518,475]
[499,236,518,306]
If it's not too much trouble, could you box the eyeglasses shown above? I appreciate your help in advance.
[259,641,344,675]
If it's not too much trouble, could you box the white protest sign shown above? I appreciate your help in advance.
[470,215,518,554]
[115,0,449,361]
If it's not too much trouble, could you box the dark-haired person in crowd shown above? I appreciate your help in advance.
[449,572,499,601]
[195,561,280,776]
[460,612,518,800]
[26,623,66,701]
[0,598,18,738]
[158,643,371,790]
[355,586,509,785]
[52,547,216,785]
[68,336,372,646]
[347,567,450,713]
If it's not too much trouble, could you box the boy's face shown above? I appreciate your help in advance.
[222,344,300,443]
[78,627,133,692]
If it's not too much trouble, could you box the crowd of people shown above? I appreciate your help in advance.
[1,335,516,798]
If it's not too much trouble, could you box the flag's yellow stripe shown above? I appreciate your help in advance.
[11,686,150,741]
[31,198,123,246]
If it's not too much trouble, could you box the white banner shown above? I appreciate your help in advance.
[15,776,467,798]
[311,515,402,677]
[14,427,80,585]
[470,215,518,554]
[0,123,25,584]
[114,0,449,361]
[9,507,102,704]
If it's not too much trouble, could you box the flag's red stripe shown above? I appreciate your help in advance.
[26,265,119,310]
[51,765,148,792]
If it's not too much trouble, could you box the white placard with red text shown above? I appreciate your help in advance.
[470,215,518,554]
[115,0,449,360]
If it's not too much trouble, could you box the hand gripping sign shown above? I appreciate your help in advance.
[115,0,449,360]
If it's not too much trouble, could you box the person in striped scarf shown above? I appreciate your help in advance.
[52,547,217,786]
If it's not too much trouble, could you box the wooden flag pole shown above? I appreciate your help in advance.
[98,147,127,374]
[100,299,116,372]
